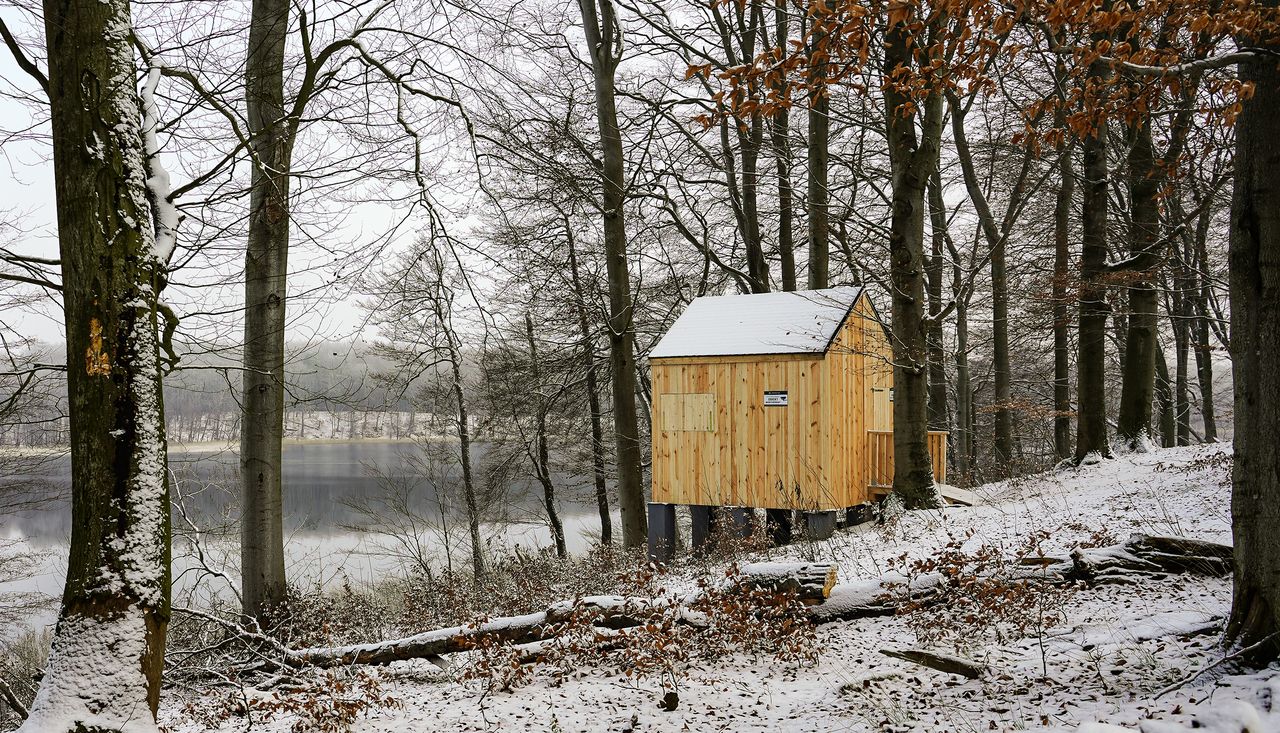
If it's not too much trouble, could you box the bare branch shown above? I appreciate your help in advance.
[0,18,48,93]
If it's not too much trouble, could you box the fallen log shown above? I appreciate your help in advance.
[736,562,837,604]
[880,648,985,679]
[809,572,944,623]
[1125,535,1232,575]
[290,595,651,668]
[1068,534,1232,583]
[1133,535,1232,560]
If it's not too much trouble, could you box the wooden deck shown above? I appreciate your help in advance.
[867,430,948,495]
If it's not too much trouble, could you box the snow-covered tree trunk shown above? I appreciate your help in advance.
[21,0,172,729]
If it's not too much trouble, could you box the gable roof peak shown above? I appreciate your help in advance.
[649,285,865,359]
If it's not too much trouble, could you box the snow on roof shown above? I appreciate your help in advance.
[649,286,865,359]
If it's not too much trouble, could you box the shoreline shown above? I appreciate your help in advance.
[168,436,430,454]
[0,436,447,459]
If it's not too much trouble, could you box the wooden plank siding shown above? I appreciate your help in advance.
[650,293,927,511]
[650,354,825,508]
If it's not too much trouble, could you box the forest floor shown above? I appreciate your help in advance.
[162,443,1280,733]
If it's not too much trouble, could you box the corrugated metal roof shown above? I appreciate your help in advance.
[649,286,865,359]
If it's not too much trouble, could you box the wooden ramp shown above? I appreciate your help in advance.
[937,484,980,507]
[867,483,981,507]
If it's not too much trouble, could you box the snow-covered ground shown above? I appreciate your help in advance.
[161,444,1280,732]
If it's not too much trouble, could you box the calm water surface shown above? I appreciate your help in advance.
[0,440,611,634]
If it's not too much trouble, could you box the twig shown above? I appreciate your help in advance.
[1156,631,1280,698]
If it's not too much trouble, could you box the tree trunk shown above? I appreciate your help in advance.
[884,19,942,508]
[1193,306,1217,443]
[241,0,291,620]
[1053,143,1075,461]
[1074,101,1112,462]
[806,15,829,290]
[1225,17,1280,662]
[1193,225,1219,442]
[450,343,485,579]
[1155,346,1177,448]
[772,3,797,292]
[525,314,567,558]
[946,236,972,477]
[1173,261,1192,446]
[566,225,612,545]
[578,0,647,548]
[925,172,950,433]
[1116,120,1162,450]
[990,223,1013,468]
[741,110,770,293]
[1170,219,1194,446]
[23,2,172,727]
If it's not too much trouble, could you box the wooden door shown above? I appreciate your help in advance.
[870,387,892,431]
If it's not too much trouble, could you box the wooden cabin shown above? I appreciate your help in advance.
[647,287,946,548]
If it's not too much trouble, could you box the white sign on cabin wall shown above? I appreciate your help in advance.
[764,390,788,406]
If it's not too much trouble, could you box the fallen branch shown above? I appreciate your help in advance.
[182,562,833,671]
[880,648,985,679]
[289,595,651,668]
[0,677,28,720]
[1156,631,1280,698]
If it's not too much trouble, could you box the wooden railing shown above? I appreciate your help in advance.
[867,430,948,491]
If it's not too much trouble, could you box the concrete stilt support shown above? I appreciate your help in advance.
[726,508,753,538]
[647,502,676,563]
[765,508,793,546]
[805,510,837,540]
[689,505,713,553]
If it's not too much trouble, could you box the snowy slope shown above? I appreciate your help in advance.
[161,444,1279,732]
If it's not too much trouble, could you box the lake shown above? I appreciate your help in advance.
[0,439,615,633]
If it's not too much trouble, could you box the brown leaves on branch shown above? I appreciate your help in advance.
[687,0,1280,149]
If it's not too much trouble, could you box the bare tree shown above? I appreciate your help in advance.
[1114,78,1196,451]
[344,443,472,579]
[365,239,488,579]
[578,0,647,548]
[240,0,291,621]
[882,10,945,507]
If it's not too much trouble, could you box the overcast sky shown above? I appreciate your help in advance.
[0,4,471,352]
